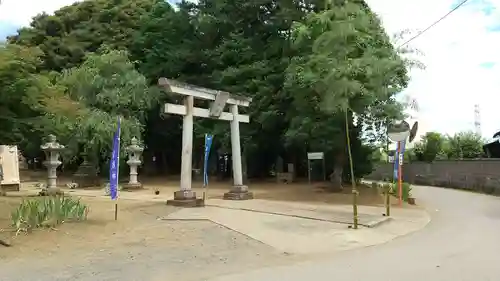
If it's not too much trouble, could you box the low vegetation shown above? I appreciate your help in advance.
[391,182,412,202]
[11,196,89,234]
[373,181,413,202]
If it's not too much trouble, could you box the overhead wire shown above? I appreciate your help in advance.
[397,0,472,48]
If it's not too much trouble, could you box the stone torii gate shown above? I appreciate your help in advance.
[158,78,253,206]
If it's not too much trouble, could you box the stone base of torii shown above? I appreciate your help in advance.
[158,78,253,207]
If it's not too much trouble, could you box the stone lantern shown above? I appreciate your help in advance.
[124,137,144,190]
[40,135,65,194]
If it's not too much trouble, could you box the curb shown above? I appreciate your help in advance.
[206,204,389,228]
[364,216,392,228]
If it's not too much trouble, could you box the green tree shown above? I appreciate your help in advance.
[1,0,416,182]
[284,1,410,187]
[0,44,47,157]
[9,0,160,71]
[414,132,445,162]
[133,0,327,176]
[31,50,160,172]
[444,131,484,159]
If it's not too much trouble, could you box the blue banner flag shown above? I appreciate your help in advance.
[109,118,121,200]
[393,140,407,180]
[393,141,400,180]
[203,134,214,187]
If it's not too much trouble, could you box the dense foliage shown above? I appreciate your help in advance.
[1,0,415,184]
[284,1,409,186]
[9,0,161,71]
[413,131,485,162]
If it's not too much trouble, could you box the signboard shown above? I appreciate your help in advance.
[307,152,324,160]
[388,155,395,163]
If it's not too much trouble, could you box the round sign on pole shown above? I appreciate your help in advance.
[387,121,411,142]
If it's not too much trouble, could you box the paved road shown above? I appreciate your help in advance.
[210,186,500,281]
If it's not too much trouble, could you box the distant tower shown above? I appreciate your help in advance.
[409,97,419,119]
[403,95,419,119]
[474,104,481,136]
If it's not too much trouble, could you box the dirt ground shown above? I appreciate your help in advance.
[0,174,391,280]
[0,197,294,281]
[136,176,388,205]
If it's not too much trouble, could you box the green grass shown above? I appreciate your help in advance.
[11,195,89,234]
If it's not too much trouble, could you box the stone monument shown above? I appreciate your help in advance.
[0,145,21,192]
[40,135,64,194]
[123,137,144,190]
[18,151,28,171]
[276,156,284,173]
[159,78,253,206]
[73,152,99,188]
[276,156,294,184]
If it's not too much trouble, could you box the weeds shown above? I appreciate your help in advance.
[391,182,413,202]
[11,196,89,234]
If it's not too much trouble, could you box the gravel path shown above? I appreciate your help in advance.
[0,220,293,281]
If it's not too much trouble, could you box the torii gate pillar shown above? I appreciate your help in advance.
[159,78,253,207]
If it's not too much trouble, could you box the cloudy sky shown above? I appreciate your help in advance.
[0,0,499,138]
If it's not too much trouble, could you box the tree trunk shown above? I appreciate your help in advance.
[329,151,344,192]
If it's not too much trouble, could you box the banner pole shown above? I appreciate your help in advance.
[398,141,403,206]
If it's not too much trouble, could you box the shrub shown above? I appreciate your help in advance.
[11,196,89,234]
[391,182,413,202]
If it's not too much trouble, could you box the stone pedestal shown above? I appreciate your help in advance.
[123,182,142,190]
[1,184,20,192]
[223,185,254,200]
[166,190,204,207]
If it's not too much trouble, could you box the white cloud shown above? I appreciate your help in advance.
[0,0,79,26]
[367,0,500,139]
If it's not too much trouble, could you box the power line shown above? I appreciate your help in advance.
[398,0,471,48]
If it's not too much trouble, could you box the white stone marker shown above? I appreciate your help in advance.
[0,145,21,192]
[158,78,253,206]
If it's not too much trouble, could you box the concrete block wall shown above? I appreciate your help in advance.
[366,159,500,195]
